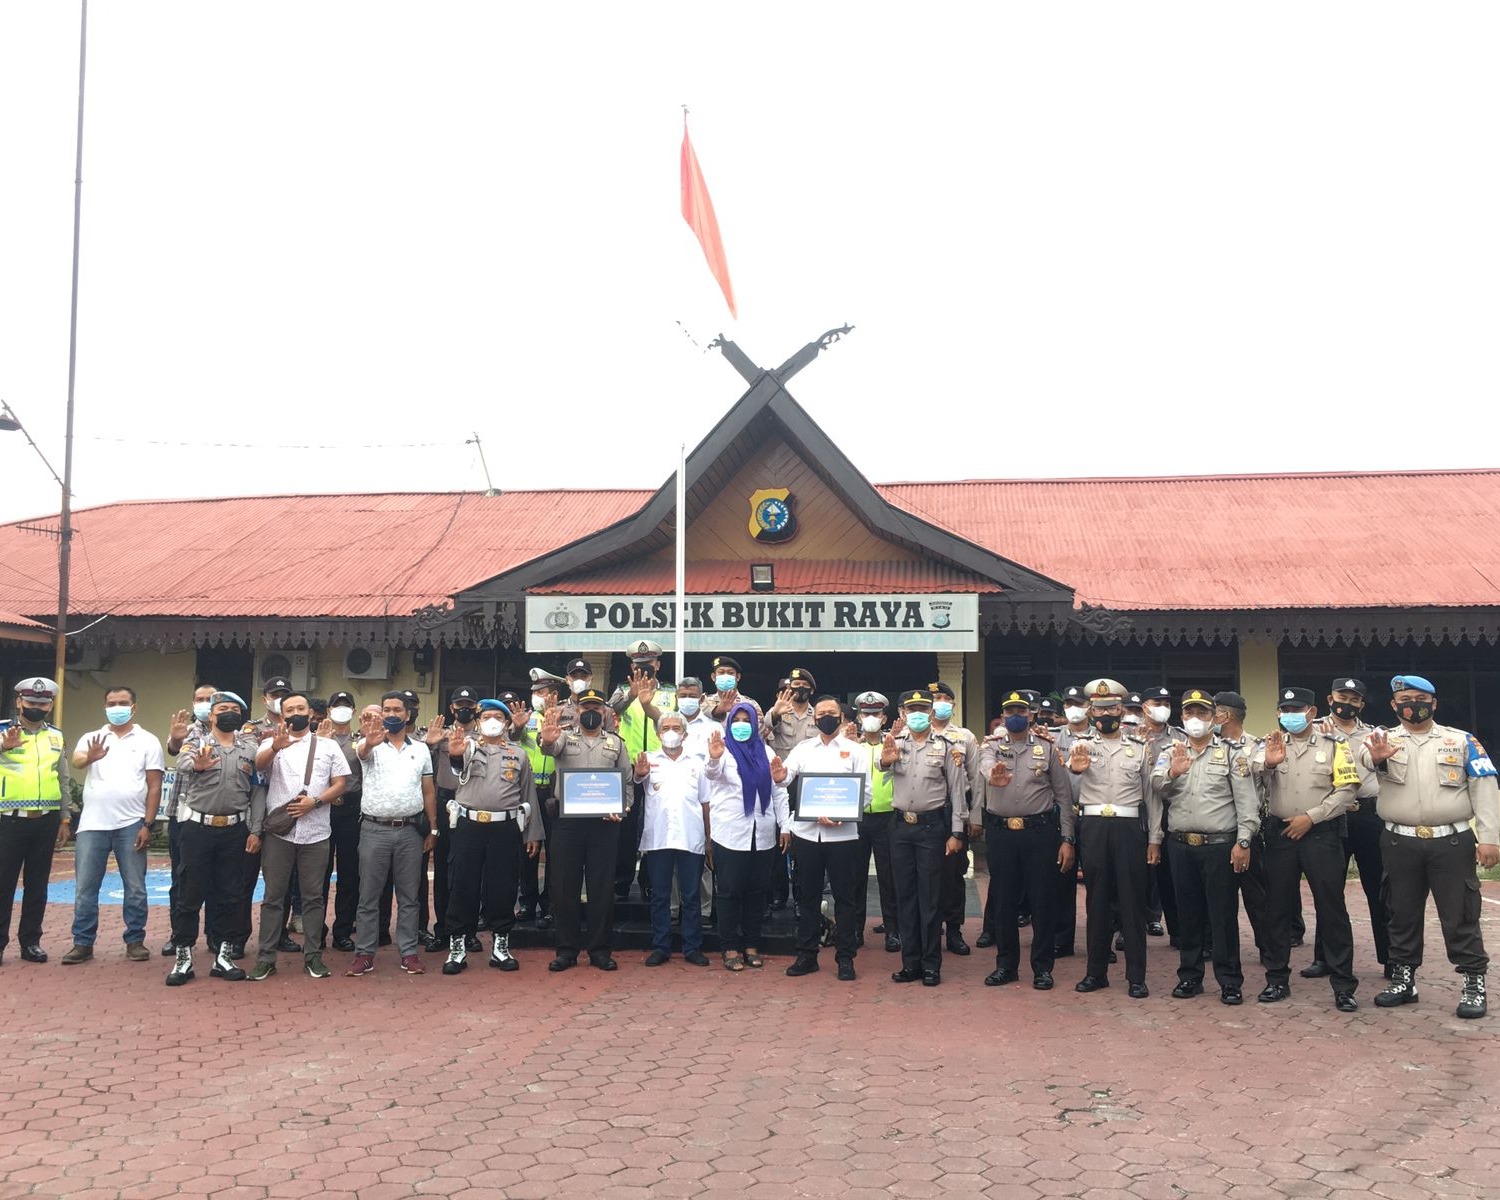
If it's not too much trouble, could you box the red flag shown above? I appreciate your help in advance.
[680,120,737,318]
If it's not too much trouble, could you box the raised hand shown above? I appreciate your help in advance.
[1068,742,1091,773]
[988,759,1012,788]
[359,710,379,739]
[317,718,335,738]
[424,715,447,746]
[269,723,292,754]
[1365,729,1399,764]
[889,715,907,738]
[539,704,562,744]
[449,723,469,755]
[634,750,651,781]
[708,729,725,760]
[770,754,787,785]
[191,741,220,772]
[1,724,22,751]
[84,734,110,765]
[1262,730,1287,767]
[770,688,794,718]
[637,676,657,709]
[170,709,192,741]
[879,732,899,767]
[1167,742,1193,778]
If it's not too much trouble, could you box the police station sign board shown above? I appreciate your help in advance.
[525,594,980,653]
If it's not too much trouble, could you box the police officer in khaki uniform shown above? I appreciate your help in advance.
[764,668,819,757]
[1067,679,1160,998]
[1366,674,1499,1018]
[975,691,1076,989]
[1139,686,1183,944]
[441,699,543,975]
[927,681,980,957]
[1152,689,1260,1005]
[880,690,966,986]
[539,688,632,972]
[1252,687,1362,1010]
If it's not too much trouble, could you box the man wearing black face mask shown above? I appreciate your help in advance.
[765,668,819,757]
[0,678,69,967]
[419,687,480,953]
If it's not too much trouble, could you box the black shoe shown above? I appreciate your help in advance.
[516,906,536,922]
[1221,987,1244,1006]
[277,935,300,953]
[792,901,802,921]
[1382,962,1395,981]
[946,930,971,956]
[19,944,47,964]
[873,923,887,935]
[836,957,856,982]
[1075,975,1109,993]
[975,930,995,949]
[684,950,710,967]
[1290,934,1304,948]
[1168,936,1181,949]
[160,940,176,957]
[768,898,787,912]
[785,955,819,977]
[417,927,433,944]
[1300,960,1330,979]
[1147,921,1165,937]
[984,968,1019,987]
[614,888,631,902]
[1114,933,1125,951]
[1033,971,1054,991]
[589,954,618,972]
[465,934,482,953]
[332,936,355,952]
[1017,914,1031,928]
[537,913,555,930]
[644,950,670,967]
[227,942,246,961]
[921,971,940,987]
[1257,983,1291,1004]
[891,968,922,983]
[547,956,576,973]
[1375,964,1419,1008]
[1457,972,1487,1019]
[378,931,393,947]
[1128,982,1150,999]
[1171,979,1204,999]
[1107,951,1118,964]
[1334,992,1359,1012]
[420,931,444,953]
[884,934,901,953]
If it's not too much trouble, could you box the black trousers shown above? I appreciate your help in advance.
[446,814,523,938]
[322,807,361,942]
[1383,827,1488,973]
[857,810,898,927]
[173,819,252,949]
[235,841,261,947]
[985,814,1061,974]
[0,811,61,952]
[770,846,791,906]
[1081,816,1149,984]
[614,793,646,896]
[1054,853,1079,954]
[1314,804,1388,965]
[940,834,968,931]
[519,788,554,915]
[891,816,948,974]
[550,815,622,960]
[791,835,861,959]
[1263,818,1356,992]
[1168,837,1242,989]
[1149,853,1179,936]
[714,840,776,952]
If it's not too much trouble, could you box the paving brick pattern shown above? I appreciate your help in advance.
[0,885,1496,1199]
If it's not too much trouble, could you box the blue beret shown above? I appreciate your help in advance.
[211,691,248,713]
[1390,674,1436,696]
[478,698,511,716]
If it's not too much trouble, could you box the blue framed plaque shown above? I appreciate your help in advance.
[793,772,865,823]
[557,767,629,817]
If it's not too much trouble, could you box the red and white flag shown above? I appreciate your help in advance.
[680,118,737,318]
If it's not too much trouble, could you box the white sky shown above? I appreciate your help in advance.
[2,2,1497,526]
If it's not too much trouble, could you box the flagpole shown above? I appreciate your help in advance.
[674,440,686,683]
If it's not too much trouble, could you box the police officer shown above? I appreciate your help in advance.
[881,690,966,986]
[0,677,69,966]
[610,639,675,903]
[1139,686,1184,943]
[1152,689,1260,1005]
[854,692,900,952]
[558,659,618,734]
[518,675,560,926]
[538,688,632,971]
[706,655,761,721]
[927,681,980,957]
[975,690,1076,989]
[1049,686,1092,960]
[1307,676,1389,980]
[441,700,543,975]
[1252,687,1362,1010]
[1367,674,1499,1018]
[1068,680,1159,998]
[1212,692,1276,964]
[765,667,819,756]
[161,685,218,956]
[322,691,363,952]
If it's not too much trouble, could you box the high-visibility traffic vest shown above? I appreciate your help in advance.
[865,744,894,813]
[617,687,676,758]
[0,722,66,811]
[520,720,555,791]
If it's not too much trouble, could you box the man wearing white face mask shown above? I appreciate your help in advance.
[321,691,363,952]
[636,712,712,966]
[161,683,217,957]
[855,692,900,952]
[1141,685,1185,945]
[559,658,617,733]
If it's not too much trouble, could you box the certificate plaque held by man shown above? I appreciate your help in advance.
[557,767,630,818]
[793,772,865,824]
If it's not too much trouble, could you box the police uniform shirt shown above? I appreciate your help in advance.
[975,733,1076,840]
[177,731,258,817]
[0,720,69,810]
[932,721,983,801]
[884,730,966,834]
[1052,726,1087,804]
[780,735,870,844]
[1072,731,1161,843]
[452,739,544,842]
[1374,723,1500,843]
[1151,737,1260,841]
[433,727,477,791]
[1223,732,1268,808]
[765,705,818,758]
[331,730,363,801]
[1251,731,1359,824]
[163,718,209,820]
[541,727,633,809]
[557,699,619,735]
[1313,716,1380,800]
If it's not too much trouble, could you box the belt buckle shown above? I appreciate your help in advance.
[209,815,228,828]
[1006,817,1025,831]
[1100,805,1115,818]
[476,810,491,823]
[1416,825,1433,839]
[902,811,917,825]
[1186,832,1205,847]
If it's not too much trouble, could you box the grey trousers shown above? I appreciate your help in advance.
[355,821,424,957]
[259,834,330,963]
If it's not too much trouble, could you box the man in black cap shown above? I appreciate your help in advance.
[1308,677,1389,980]
[1049,686,1093,960]
[322,691,363,951]
[1141,686,1184,944]
[766,668,819,757]
[518,674,564,927]
[609,640,674,904]
[707,656,760,721]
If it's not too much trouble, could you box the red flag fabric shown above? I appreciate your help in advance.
[680,122,737,318]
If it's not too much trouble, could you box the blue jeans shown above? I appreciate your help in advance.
[644,849,705,956]
[72,826,148,947]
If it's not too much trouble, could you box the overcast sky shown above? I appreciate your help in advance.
[2,2,1496,525]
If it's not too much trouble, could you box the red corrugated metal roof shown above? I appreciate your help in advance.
[532,560,1001,595]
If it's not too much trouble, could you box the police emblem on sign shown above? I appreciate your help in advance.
[748,488,797,543]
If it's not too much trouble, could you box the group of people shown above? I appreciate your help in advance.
[0,648,1494,1017]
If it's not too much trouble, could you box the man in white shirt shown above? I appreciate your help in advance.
[63,686,164,965]
[249,691,350,979]
[635,712,711,966]
[772,695,871,980]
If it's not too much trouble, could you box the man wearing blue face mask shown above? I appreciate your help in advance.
[927,681,980,957]
[706,656,761,722]
[1252,687,1362,1011]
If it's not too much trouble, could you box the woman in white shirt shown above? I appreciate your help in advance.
[702,701,790,970]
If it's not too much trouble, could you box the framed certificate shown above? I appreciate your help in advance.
[557,767,630,818]
[794,772,865,823]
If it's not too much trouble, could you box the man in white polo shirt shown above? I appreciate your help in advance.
[249,690,349,980]
[63,685,164,965]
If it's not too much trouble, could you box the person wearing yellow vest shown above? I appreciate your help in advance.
[609,640,676,903]
[854,691,900,954]
[0,677,70,966]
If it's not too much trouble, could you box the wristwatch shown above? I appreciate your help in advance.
[313,796,324,807]
[1061,835,1076,845]
[1236,838,1251,849]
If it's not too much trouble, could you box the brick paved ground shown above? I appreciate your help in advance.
[1,875,1497,1200]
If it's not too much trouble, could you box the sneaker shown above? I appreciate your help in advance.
[60,944,93,965]
[210,942,246,982]
[346,953,375,977]
[248,962,277,981]
[165,945,194,987]
[304,954,330,979]
[160,939,177,957]
[1374,964,1418,1008]
[125,942,150,962]
[289,915,304,934]
[400,954,425,975]
[442,935,468,976]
